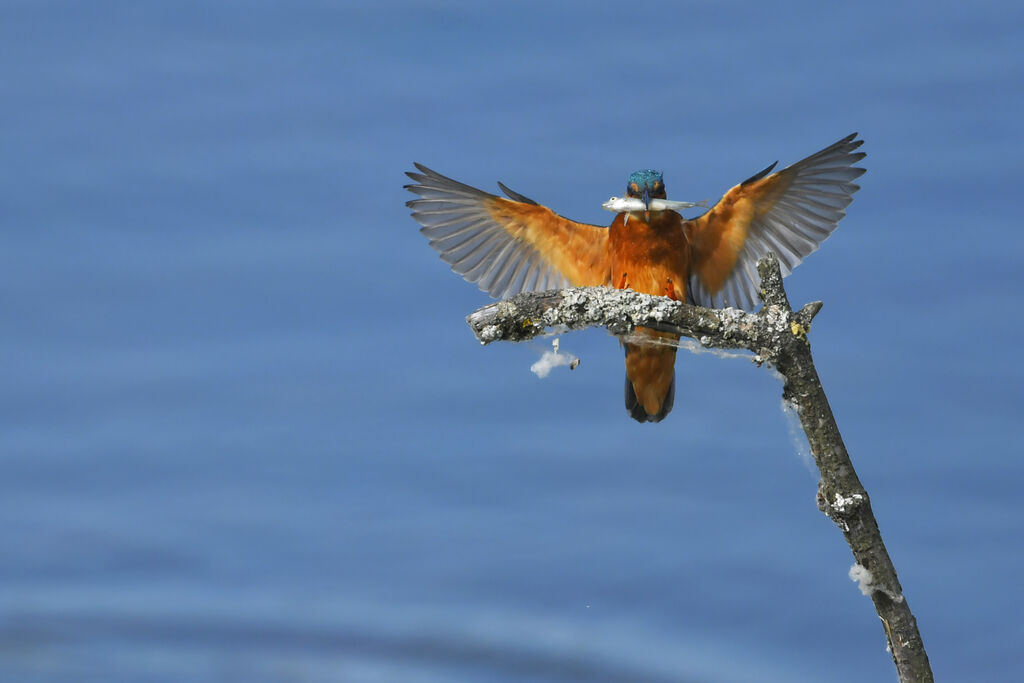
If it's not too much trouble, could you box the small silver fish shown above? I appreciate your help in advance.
[601,196,709,214]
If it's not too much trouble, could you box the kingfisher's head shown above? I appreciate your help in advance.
[626,170,666,212]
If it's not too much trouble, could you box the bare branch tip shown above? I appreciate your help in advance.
[756,253,791,311]
[799,301,824,323]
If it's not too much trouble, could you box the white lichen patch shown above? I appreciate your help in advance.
[719,307,746,324]
[833,492,864,514]
[763,305,791,333]
[646,297,679,322]
[479,325,502,344]
[497,300,519,318]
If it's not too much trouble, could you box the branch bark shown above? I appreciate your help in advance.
[466,254,933,683]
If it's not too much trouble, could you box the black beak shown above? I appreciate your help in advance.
[642,187,650,220]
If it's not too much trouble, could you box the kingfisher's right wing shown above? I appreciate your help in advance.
[405,164,610,299]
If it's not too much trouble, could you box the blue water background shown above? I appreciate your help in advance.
[2,1,1022,680]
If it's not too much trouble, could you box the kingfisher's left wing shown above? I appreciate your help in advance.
[685,133,866,310]
[405,164,609,299]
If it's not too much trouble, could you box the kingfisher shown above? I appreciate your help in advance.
[405,134,865,422]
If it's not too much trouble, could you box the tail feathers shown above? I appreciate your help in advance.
[623,337,678,423]
[625,371,675,423]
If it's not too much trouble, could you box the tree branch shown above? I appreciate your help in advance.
[465,254,933,683]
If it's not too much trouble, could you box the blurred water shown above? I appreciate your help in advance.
[2,1,1022,681]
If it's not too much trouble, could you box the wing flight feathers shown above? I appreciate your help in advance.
[687,133,865,310]
[406,164,609,299]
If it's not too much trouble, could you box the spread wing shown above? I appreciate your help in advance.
[686,133,866,310]
[405,164,610,300]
